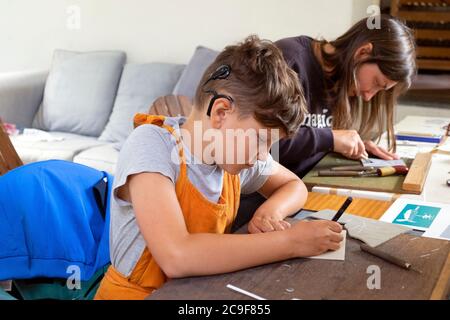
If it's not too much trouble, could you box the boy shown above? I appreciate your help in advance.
[95,35,343,300]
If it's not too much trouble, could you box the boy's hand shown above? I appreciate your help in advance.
[248,211,291,234]
[288,220,344,257]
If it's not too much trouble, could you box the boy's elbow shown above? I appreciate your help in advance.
[289,178,308,205]
[297,178,307,192]
[296,179,308,198]
[286,176,306,193]
[157,246,190,279]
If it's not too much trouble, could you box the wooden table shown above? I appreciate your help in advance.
[147,192,450,300]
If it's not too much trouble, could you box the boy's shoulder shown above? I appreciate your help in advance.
[128,120,179,146]
[120,123,177,160]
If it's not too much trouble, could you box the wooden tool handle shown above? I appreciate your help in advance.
[377,166,409,177]
[360,243,411,270]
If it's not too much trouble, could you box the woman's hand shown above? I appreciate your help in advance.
[364,140,400,160]
[248,210,291,234]
[287,220,344,257]
[332,130,368,160]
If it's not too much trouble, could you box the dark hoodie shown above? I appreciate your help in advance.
[275,36,335,177]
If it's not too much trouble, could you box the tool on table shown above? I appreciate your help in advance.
[226,284,267,300]
[360,243,422,274]
[319,165,409,177]
[330,165,374,171]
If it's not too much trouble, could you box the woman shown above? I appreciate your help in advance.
[276,14,417,177]
[234,15,416,232]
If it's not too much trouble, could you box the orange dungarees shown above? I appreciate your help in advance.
[95,114,241,300]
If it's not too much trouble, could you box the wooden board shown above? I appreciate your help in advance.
[148,233,450,300]
[302,153,415,194]
[303,192,393,220]
[402,152,433,193]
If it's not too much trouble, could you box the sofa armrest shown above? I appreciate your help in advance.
[0,70,48,128]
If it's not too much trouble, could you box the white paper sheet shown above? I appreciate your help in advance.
[423,212,450,240]
[395,116,450,137]
[308,231,346,261]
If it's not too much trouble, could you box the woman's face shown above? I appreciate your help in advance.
[350,63,397,101]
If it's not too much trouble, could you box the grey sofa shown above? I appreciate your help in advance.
[0,47,219,174]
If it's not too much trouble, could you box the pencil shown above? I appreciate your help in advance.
[331,197,353,222]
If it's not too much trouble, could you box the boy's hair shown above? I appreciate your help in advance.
[194,35,307,137]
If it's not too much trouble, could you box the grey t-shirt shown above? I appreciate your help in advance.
[110,117,274,276]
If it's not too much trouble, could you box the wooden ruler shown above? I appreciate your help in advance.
[402,152,432,193]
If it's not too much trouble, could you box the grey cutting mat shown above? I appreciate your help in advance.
[307,210,410,247]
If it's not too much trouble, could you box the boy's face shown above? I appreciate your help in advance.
[207,99,282,175]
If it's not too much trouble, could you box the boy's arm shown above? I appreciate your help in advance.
[127,172,341,279]
[248,162,307,234]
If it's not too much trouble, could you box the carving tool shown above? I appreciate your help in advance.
[319,166,409,177]
[360,243,422,274]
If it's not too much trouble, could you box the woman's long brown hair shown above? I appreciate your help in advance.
[317,15,416,152]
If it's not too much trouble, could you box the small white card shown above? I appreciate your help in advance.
[308,230,346,261]
[380,198,450,232]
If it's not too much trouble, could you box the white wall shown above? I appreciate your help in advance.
[0,0,366,73]
[352,0,380,24]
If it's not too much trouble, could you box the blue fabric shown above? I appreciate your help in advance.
[0,160,112,281]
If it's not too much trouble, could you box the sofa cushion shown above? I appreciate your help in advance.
[32,49,126,137]
[10,132,106,163]
[98,63,185,144]
[73,145,119,174]
[172,46,219,99]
